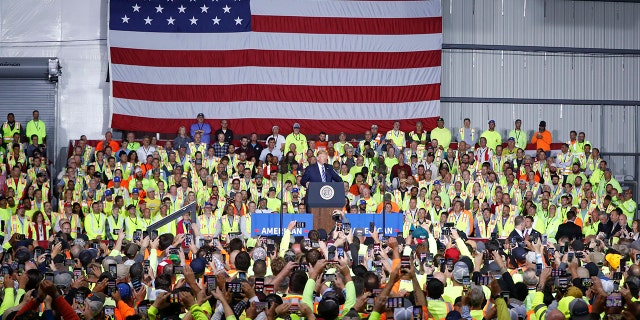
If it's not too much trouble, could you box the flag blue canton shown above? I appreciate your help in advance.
[109,0,251,33]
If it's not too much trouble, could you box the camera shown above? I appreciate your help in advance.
[332,210,342,222]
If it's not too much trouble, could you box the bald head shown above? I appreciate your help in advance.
[433,272,447,286]
[546,310,566,320]
[628,264,640,278]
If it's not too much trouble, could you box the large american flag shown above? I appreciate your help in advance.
[109,0,442,135]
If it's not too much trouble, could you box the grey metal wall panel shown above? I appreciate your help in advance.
[443,0,640,50]
[442,50,640,102]
[0,79,56,158]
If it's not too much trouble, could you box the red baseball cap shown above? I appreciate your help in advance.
[444,248,461,263]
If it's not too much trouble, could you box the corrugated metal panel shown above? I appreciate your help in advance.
[0,79,56,159]
[443,0,640,50]
[442,50,640,101]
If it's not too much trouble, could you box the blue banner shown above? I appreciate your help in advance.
[344,213,404,236]
[250,213,404,237]
[251,214,314,237]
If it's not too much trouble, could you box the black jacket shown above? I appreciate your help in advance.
[556,221,583,241]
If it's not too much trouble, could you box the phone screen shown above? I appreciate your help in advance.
[401,256,410,268]
[109,264,117,277]
[174,266,184,275]
[74,268,83,280]
[206,275,217,294]
[264,284,275,294]
[254,277,264,292]
[107,280,116,296]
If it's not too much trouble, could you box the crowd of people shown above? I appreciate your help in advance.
[0,111,638,320]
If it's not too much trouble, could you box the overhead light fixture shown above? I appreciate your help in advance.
[48,58,61,82]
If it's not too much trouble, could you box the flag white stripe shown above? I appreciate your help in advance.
[111,64,441,86]
[109,30,442,52]
[251,0,441,18]
[113,98,440,120]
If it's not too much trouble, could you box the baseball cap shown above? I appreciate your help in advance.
[507,137,515,141]
[54,272,73,290]
[359,199,366,205]
[412,227,428,240]
[190,257,207,275]
[584,262,599,277]
[437,117,445,122]
[452,261,470,283]
[444,248,460,263]
[64,202,72,208]
[512,247,527,263]
[293,123,301,128]
[292,188,299,193]
[79,249,98,267]
[568,298,590,320]
[113,176,121,183]
[354,228,365,237]
[605,253,622,269]
[433,180,441,185]
[132,188,139,194]
[197,113,205,118]
[117,283,132,300]
[488,120,495,124]
[268,187,276,192]
[204,202,213,207]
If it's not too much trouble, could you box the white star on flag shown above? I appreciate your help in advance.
[166,16,175,25]
[178,5,187,13]
[234,16,243,25]
[121,15,130,23]
[132,4,141,12]
[144,16,153,25]
[200,5,209,13]
[212,16,221,25]
[222,5,231,13]
[155,5,164,13]
[190,16,199,25]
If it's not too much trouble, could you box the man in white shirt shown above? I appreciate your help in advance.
[266,125,286,151]
[259,138,283,162]
[136,136,156,164]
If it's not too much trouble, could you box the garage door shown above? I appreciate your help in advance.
[0,58,57,164]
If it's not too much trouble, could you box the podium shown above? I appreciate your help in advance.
[307,182,345,232]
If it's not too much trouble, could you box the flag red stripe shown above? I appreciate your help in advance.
[110,48,442,69]
[111,114,439,135]
[251,16,442,35]
[112,82,440,103]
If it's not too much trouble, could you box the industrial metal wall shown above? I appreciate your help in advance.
[440,0,640,181]
[442,0,640,49]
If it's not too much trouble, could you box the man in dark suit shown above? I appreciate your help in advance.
[597,211,614,239]
[556,209,583,242]
[522,215,542,242]
[508,216,526,247]
[301,150,342,187]
[609,208,626,238]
